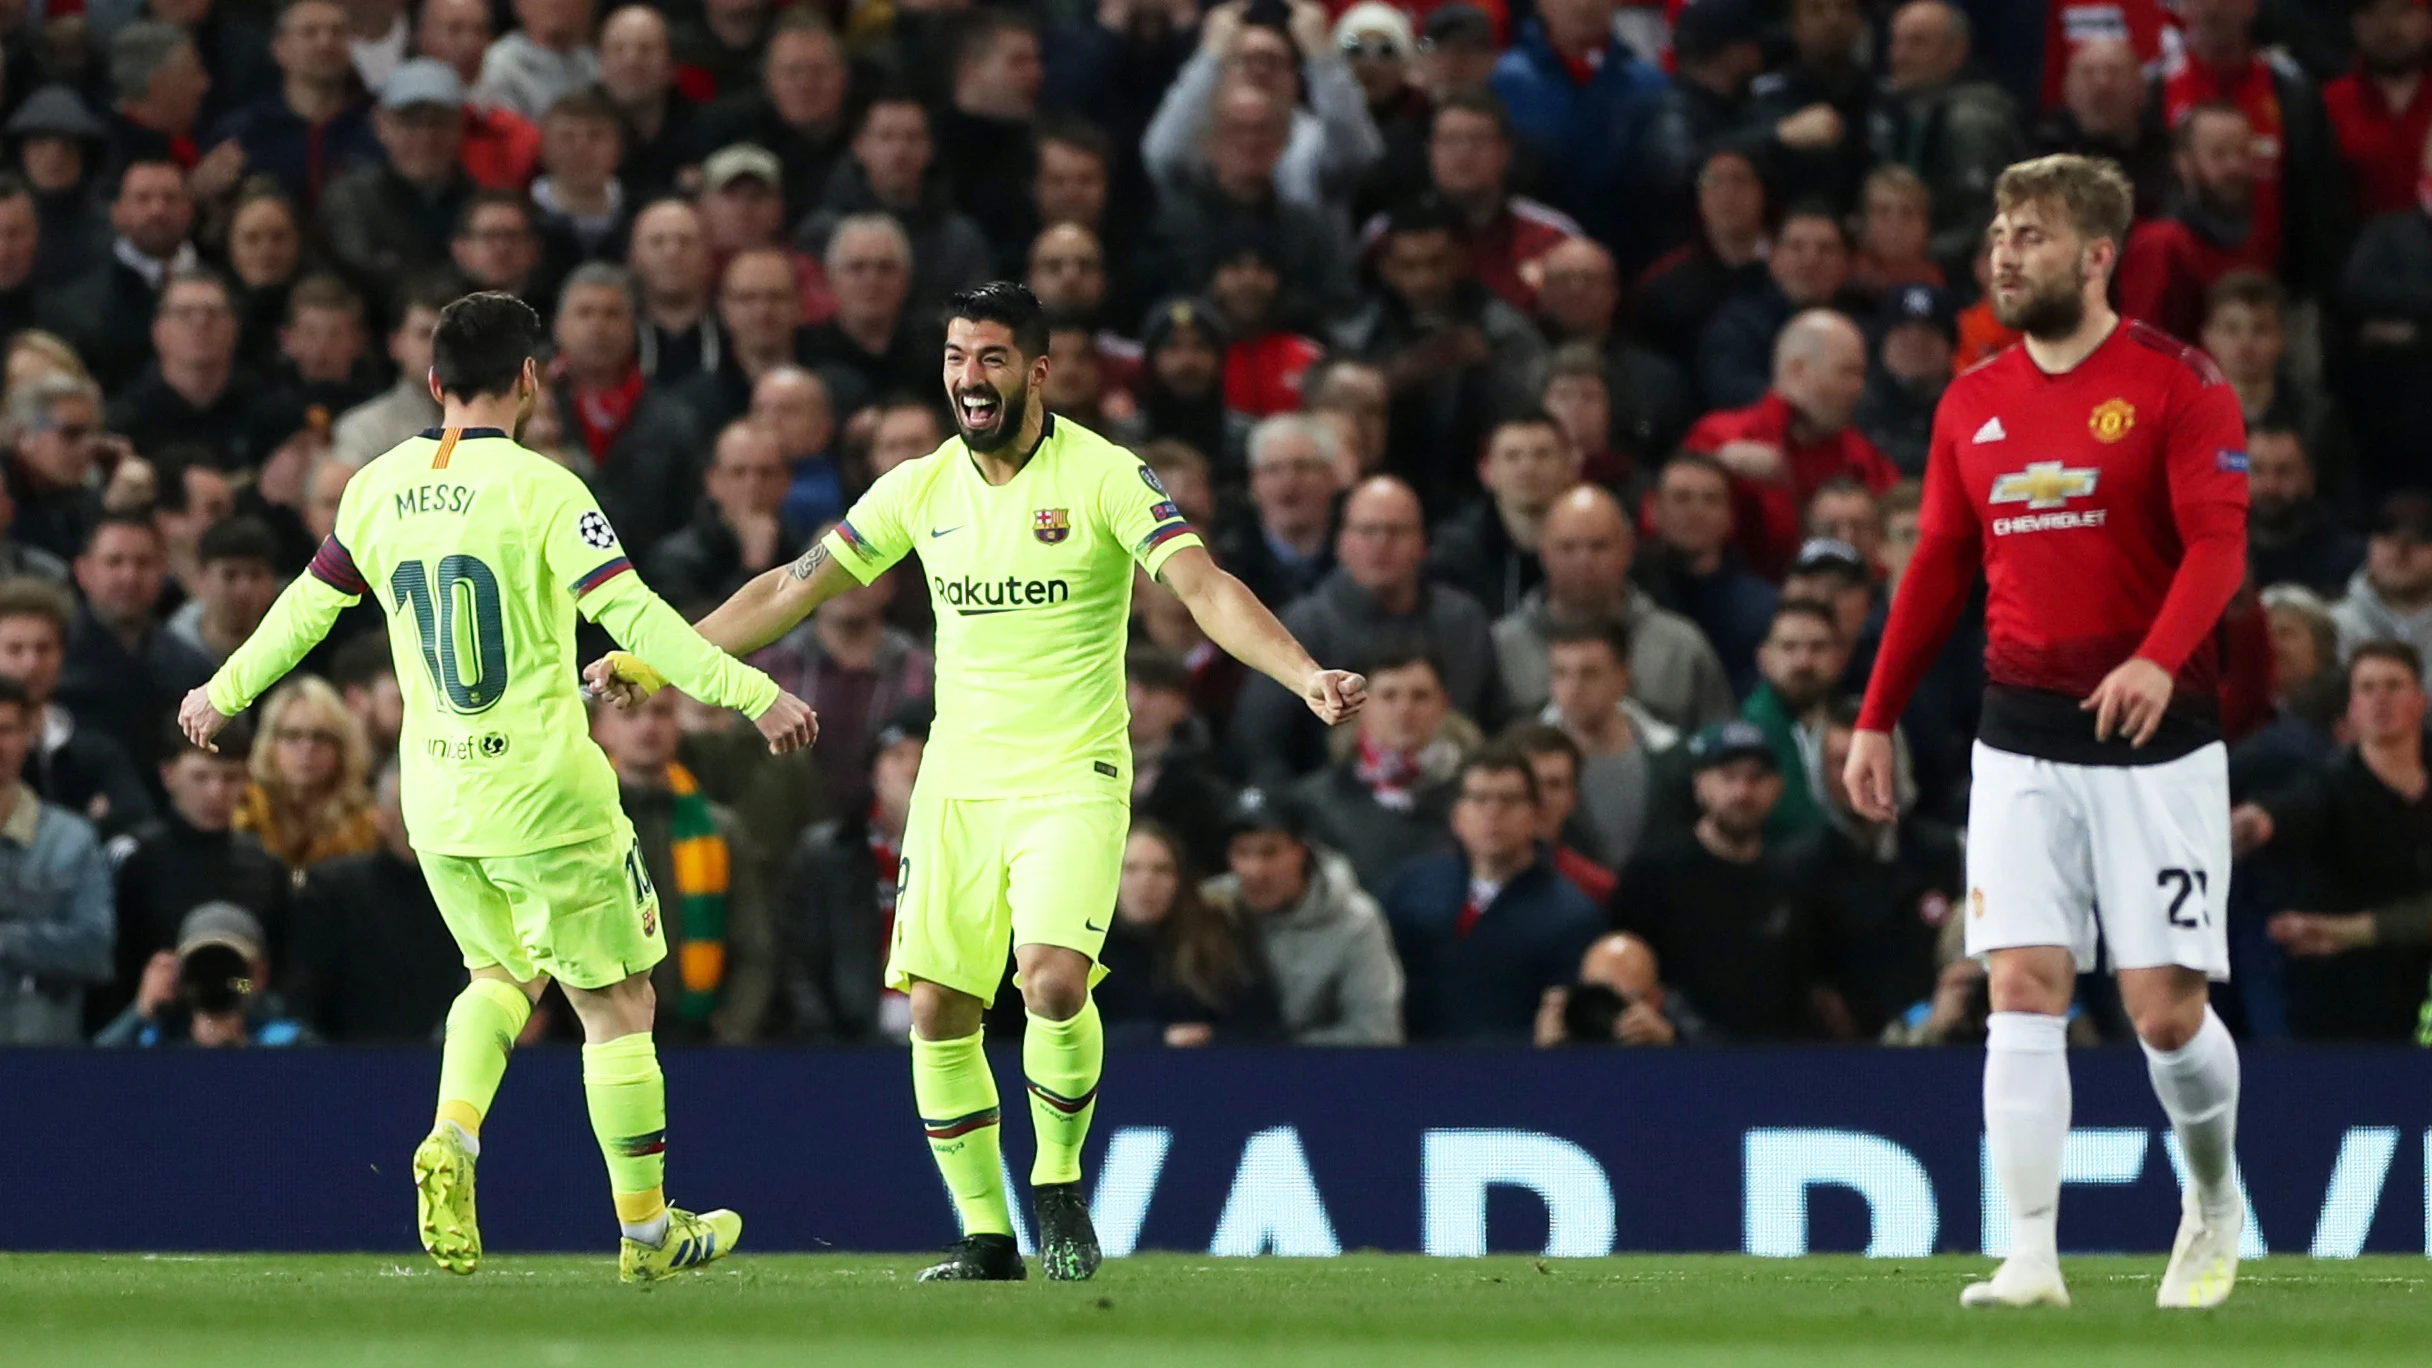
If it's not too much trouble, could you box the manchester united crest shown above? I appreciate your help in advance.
[2088,397,2136,443]
[1033,508,1070,544]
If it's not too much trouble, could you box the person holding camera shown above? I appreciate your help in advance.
[1533,931,1705,1047]
[94,901,313,1048]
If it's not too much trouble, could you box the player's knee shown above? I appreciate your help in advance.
[1020,971,1087,1022]
[2131,1000,2204,1052]
[1984,951,2074,1016]
[908,980,983,1039]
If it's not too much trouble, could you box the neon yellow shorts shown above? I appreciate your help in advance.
[417,815,666,991]
[886,790,1126,1001]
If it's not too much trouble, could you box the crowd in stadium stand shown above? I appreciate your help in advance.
[2,0,2430,1051]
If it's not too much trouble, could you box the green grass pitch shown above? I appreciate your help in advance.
[2,1253,2427,1367]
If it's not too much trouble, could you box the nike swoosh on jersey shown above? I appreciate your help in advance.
[930,525,962,538]
[1084,918,1107,933]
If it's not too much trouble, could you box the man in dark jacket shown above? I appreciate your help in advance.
[2339,153,2432,491]
[549,265,705,557]
[696,11,852,224]
[47,159,196,393]
[287,762,464,1042]
[0,580,152,838]
[1487,0,1667,257]
[1383,745,1603,1043]
[792,94,994,324]
[1745,0,1877,212]
[208,0,379,208]
[1232,477,1503,784]
[1427,412,1577,620]
[644,419,799,610]
[102,718,286,1025]
[316,60,480,288]
[60,514,214,776]
[778,699,927,1042]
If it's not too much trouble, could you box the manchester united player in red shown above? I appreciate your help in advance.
[1845,155,2250,1311]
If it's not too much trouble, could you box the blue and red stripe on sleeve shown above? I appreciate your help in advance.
[1135,520,1194,558]
[572,556,634,597]
[306,536,366,596]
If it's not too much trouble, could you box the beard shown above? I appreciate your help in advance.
[955,380,1031,454]
[1992,260,2089,339]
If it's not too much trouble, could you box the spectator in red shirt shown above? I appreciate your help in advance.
[2117,101,2273,342]
[1682,308,1896,579]
[1359,90,1578,314]
[1207,227,1327,421]
[2160,0,2351,298]
[2322,0,2432,221]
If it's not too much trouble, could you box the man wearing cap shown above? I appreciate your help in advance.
[1612,718,1828,1042]
[9,89,111,283]
[1205,225,1325,421]
[0,675,114,1046]
[317,59,478,285]
[2332,494,2432,662]
[1781,531,1878,689]
[415,0,546,189]
[1856,283,1956,475]
[95,900,314,1047]
[778,697,928,1042]
[1131,295,1246,470]
[1681,308,1899,580]
[1382,743,1602,1043]
[1741,598,1850,841]
[1202,785,1404,1045]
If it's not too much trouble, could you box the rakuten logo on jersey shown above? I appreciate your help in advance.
[932,573,1072,615]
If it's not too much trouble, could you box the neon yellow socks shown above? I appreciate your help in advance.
[912,1029,1012,1236]
[434,979,530,1151]
[582,1032,669,1244]
[1024,999,1102,1187]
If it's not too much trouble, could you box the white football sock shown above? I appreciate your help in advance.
[623,1212,670,1248]
[2142,1005,2240,1218]
[1985,1011,2071,1266]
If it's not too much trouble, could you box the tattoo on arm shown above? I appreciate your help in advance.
[788,542,830,582]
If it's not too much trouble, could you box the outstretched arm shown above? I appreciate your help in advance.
[694,539,868,656]
[1155,544,1365,725]
[182,541,359,748]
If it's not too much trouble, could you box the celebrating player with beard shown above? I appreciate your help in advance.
[1845,155,2251,1310]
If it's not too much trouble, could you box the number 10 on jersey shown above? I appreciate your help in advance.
[392,555,508,713]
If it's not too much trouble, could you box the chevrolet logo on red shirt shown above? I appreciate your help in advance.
[1990,462,2100,510]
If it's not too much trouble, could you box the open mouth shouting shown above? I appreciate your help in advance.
[957,386,1006,441]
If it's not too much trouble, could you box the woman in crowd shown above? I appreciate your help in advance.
[1097,822,1281,1047]
[236,675,381,881]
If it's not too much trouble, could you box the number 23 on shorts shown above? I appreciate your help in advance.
[2158,867,2209,929]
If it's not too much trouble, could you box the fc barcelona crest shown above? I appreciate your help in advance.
[1033,508,1070,544]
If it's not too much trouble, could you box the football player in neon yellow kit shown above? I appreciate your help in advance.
[178,292,818,1284]
[590,282,1366,1281]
